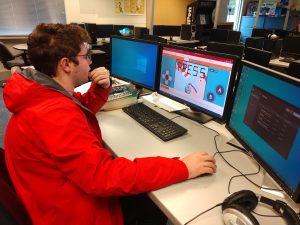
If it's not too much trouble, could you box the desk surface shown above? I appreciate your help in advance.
[13,43,28,51]
[269,57,290,68]
[96,101,299,225]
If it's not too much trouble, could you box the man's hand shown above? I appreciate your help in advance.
[89,67,111,88]
[181,152,216,179]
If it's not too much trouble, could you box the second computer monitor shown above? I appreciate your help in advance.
[157,45,238,121]
[110,36,160,91]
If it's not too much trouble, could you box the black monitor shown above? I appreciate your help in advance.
[251,28,272,38]
[206,42,245,59]
[134,27,149,39]
[157,45,238,123]
[110,36,160,91]
[226,60,300,203]
[209,29,229,43]
[96,24,114,39]
[244,47,272,67]
[113,25,134,37]
[84,23,97,44]
[281,35,300,60]
[153,25,181,40]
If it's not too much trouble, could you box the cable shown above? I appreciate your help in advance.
[184,203,223,225]
[212,134,282,193]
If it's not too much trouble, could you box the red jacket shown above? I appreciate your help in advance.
[3,69,188,225]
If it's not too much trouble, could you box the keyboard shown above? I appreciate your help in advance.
[108,85,132,101]
[123,103,188,141]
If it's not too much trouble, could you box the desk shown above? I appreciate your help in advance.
[96,101,299,225]
[12,43,29,65]
[269,57,289,68]
[13,43,28,51]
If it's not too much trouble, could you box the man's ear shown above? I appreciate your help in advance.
[59,57,72,73]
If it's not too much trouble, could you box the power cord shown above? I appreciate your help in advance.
[184,203,223,225]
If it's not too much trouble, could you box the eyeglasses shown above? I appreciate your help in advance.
[77,51,92,61]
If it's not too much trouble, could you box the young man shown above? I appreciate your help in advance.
[3,23,216,225]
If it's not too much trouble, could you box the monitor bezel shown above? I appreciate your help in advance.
[226,60,300,203]
[157,44,239,121]
[110,35,161,91]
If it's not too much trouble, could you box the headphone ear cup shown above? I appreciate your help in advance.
[222,203,259,225]
[223,190,258,212]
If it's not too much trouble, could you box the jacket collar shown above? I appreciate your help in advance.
[20,68,94,114]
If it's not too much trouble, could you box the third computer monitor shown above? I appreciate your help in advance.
[227,60,300,203]
[157,45,238,122]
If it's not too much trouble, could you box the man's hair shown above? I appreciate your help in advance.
[27,23,91,77]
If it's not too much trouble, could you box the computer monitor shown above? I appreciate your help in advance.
[281,35,300,60]
[113,25,134,36]
[226,60,300,203]
[134,27,149,39]
[84,23,97,44]
[244,47,272,67]
[209,29,229,43]
[153,25,181,40]
[110,36,160,91]
[251,28,272,38]
[96,24,114,39]
[206,42,245,59]
[157,45,238,123]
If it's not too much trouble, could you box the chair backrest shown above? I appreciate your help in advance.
[244,47,272,67]
[227,30,241,44]
[0,42,14,62]
[0,148,32,225]
[287,59,300,79]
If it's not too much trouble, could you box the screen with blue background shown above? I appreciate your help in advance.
[229,64,300,192]
[111,37,159,90]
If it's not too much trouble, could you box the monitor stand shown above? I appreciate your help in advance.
[175,108,213,124]
[260,171,300,211]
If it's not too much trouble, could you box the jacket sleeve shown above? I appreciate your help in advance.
[34,101,188,197]
[73,82,111,114]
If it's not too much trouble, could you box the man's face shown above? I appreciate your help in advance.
[72,43,92,87]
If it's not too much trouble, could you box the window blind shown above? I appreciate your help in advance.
[0,0,66,36]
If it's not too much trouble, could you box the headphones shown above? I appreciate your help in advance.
[222,190,300,225]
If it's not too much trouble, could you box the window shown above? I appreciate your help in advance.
[0,0,66,36]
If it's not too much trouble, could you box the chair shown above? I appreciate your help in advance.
[287,59,300,79]
[0,42,28,70]
[244,47,272,67]
[0,148,32,225]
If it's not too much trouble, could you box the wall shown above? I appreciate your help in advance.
[64,0,147,26]
[148,0,194,26]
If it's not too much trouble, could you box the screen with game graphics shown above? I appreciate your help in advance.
[158,46,237,119]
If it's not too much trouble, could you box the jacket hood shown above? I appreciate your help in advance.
[3,68,91,114]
